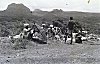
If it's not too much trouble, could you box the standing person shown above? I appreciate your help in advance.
[68,17,75,44]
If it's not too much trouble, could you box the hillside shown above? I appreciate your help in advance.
[0,3,100,36]
[32,9,48,17]
[32,9,100,24]
[0,3,32,18]
[1,3,100,64]
[32,9,100,33]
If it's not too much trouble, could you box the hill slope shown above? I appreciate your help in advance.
[0,3,100,36]
[0,3,32,18]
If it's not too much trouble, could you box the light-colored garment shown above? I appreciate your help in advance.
[23,28,31,32]
[23,28,31,38]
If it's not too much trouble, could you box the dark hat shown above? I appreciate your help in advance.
[70,17,73,20]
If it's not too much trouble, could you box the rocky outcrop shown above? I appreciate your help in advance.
[1,3,32,18]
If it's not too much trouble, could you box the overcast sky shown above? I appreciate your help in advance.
[0,0,100,12]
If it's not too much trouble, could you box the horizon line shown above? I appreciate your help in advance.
[0,9,100,13]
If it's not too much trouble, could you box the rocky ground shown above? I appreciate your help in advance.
[0,37,100,64]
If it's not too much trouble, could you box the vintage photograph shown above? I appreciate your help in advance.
[0,0,100,64]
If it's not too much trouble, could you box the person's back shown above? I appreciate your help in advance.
[68,20,75,30]
[67,17,75,44]
[32,23,40,33]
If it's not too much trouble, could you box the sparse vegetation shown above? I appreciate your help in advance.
[0,3,100,37]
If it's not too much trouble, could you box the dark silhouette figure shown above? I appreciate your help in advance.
[68,17,75,44]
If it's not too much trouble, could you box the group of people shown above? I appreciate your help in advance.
[44,17,83,44]
[13,17,84,45]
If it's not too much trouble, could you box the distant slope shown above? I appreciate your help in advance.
[31,9,100,34]
[0,3,100,36]
[32,9,100,24]
[0,3,32,18]
[32,9,48,17]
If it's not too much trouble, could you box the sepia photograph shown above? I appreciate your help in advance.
[0,0,100,64]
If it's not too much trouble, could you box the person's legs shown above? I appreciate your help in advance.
[70,30,73,44]
[64,36,67,43]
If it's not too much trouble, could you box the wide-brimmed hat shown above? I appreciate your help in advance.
[24,23,29,26]
[50,25,53,27]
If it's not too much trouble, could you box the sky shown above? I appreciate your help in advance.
[0,0,100,12]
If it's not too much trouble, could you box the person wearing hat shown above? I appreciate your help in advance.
[47,24,55,39]
[42,24,46,28]
[30,22,40,39]
[32,22,40,33]
[41,22,46,29]
[23,23,31,39]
